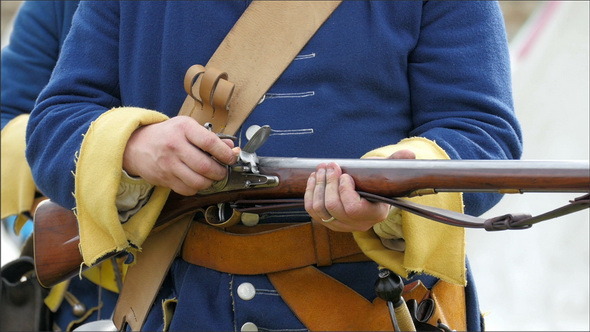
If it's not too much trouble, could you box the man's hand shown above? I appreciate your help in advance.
[122,116,239,196]
[304,149,416,232]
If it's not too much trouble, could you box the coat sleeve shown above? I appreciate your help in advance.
[408,1,523,216]
[1,1,78,129]
[25,1,120,209]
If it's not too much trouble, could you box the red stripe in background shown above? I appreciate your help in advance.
[515,1,561,62]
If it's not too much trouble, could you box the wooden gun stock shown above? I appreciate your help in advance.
[33,200,81,288]
[33,158,590,287]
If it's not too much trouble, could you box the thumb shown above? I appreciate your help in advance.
[388,149,416,160]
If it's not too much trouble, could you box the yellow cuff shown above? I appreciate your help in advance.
[1,114,37,232]
[75,107,171,266]
[353,137,466,285]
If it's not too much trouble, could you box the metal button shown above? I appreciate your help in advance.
[241,213,260,226]
[241,322,258,332]
[237,282,256,301]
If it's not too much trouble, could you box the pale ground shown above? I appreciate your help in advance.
[1,1,588,331]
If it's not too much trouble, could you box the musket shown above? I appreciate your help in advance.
[33,127,590,287]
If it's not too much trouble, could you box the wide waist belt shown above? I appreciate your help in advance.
[181,221,369,274]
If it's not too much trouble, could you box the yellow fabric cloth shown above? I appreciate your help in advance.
[75,107,171,266]
[353,137,467,286]
[0,114,37,232]
[44,280,70,312]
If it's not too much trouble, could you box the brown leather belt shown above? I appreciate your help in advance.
[181,220,369,274]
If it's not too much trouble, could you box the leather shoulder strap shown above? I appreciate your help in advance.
[179,0,342,135]
[112,214,193,331]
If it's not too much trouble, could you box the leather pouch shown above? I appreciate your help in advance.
[0,256,53,331]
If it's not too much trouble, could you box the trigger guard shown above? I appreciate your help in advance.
[204,204,242,228]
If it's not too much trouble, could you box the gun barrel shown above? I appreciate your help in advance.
[258,157,590,194]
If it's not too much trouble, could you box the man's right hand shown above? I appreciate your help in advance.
[122,116,239,196]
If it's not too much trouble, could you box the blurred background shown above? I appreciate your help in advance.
[2,1,588,331]
[469,1,589,331]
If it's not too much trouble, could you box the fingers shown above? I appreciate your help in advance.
[183,119,238,166]
[161,162,215,196]
[304,167,357,232]
[304,173,317,218]
[323,164,354,223]
[174,119,241,193]
[178,144,229,181]
[305,163,343,223]
[304,162,389,232]
[389,149,416,160]
[123,116,240,196]
[313,164,343,221]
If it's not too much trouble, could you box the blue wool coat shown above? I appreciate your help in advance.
[26,1,522,331]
